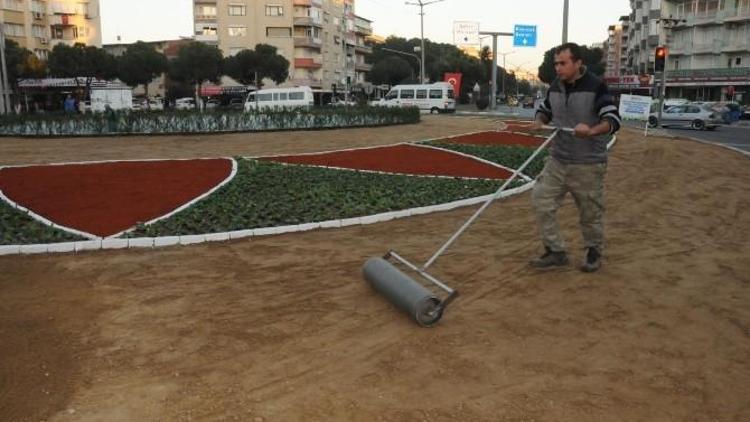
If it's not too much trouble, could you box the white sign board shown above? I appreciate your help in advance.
[453,21,480,47]
[618,94,652,121]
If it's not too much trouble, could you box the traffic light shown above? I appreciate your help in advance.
[655,46,667,72]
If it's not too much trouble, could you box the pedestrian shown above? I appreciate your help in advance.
[63,94,76,113]
[528,42,622,273]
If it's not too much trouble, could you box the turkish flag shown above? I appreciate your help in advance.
[444,72,462,98]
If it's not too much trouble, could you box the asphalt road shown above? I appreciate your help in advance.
[624,121,750,155]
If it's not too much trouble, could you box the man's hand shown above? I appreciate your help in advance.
[573,123,593,138]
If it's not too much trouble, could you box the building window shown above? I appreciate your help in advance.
[228,5,246,16]
[3,23,24,37]
[266,27,291,37]
[736,57,742,66]
[228,26,247,37]
[32,25,46,38]
[198,5,217,17]
[2,0,23,11]
[266,5,284,16]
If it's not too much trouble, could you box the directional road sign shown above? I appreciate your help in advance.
[513,24,537,47]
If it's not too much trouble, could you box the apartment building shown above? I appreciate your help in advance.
[0,0,101,59]
[623,0,750,102]
[193,0,373,91]
[662,0,750,101]
[605,21,629,77]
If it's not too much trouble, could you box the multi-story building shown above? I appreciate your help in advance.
[192,0,373,92]
[605,22,629,77]
[623,0,750,102]
[662,0,750,101]
[1,0,102,59]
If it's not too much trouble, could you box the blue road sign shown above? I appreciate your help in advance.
[513,25,537,47]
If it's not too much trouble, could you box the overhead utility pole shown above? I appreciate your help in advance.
[405,0,445,83]
[562,0,569,43]
[480,31,513,109]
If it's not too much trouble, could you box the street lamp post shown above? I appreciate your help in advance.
[498,51,515,106]
[381,47,422,82]
[405,0,444,83]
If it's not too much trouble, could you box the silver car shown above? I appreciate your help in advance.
[649,103,724,130]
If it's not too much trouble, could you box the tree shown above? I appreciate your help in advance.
[223,44,289,88]
[537,45,605,84]
[369,56,414,86]
[167,42,223,109]
[117,41,167,102]
[47,43,118,99]
[4,39,46,84]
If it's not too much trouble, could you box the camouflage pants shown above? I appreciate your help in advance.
[531,157,607,253]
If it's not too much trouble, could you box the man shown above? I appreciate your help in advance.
[529,43,621,273]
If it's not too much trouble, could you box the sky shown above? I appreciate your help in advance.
[100,0,632,74]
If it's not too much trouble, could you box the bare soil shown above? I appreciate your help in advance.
[1,116,748,421]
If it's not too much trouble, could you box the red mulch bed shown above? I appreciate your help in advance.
[0,159,232,237]
[261,144,512,179]
[442,131,544,147]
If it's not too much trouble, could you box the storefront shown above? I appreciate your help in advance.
[603,74,655,98]
[665,68,750,105]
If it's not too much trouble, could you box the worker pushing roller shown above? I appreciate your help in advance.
[363,42,621,326]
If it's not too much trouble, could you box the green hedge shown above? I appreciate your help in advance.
[124,158,520,238]
[0,106,420,137]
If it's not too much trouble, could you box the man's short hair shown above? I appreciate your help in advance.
[554,43,583,62]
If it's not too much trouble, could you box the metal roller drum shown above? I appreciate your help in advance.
[362,257,443,327]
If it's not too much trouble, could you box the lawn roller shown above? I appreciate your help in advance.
[362,126,573,327]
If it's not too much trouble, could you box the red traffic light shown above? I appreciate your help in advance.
[655,47,667,58]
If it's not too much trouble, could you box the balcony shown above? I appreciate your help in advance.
[293,16,323,27]
[354,24,372,36]
[354,44,373,54]
[292,77,323,87]
[195,33,218,43]
[295,57,323,69]
[293,0,322,6]
[294,36,323,49]
[345,34,356,46]
[692,41,720,54]
[194,14,217,21]
[354,62,373,72]
[49,14,75,26]
[722,42,749,53]
[725,8,750,22]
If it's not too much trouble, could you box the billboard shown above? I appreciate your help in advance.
[453,21,480,48]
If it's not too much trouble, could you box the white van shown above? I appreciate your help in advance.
[371,82,456,113]
[245,86,315,111]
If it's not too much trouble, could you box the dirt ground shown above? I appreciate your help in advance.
[1,116,748,421]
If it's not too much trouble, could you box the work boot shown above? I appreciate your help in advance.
[530,247,569,269]
[580,247,602,273]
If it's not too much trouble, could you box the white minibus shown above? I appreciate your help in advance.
[371,82,456,113]
[245,86,315,111]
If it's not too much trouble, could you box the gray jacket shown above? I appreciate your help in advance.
[536,68,621,164]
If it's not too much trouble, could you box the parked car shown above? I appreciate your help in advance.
[648,103,724,130]
[227,97,244,110]
[522,96,535,108]
[205,99,221,110]
[175,97,196,110]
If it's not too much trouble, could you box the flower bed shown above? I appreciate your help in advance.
[125,159,519,238]
[422,141,549,178]
[262,144,513,179]
[0,106,420,137]
[0,159,234,238]
[0,199,85,245]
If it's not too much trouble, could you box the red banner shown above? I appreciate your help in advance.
[444,72,462,98]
